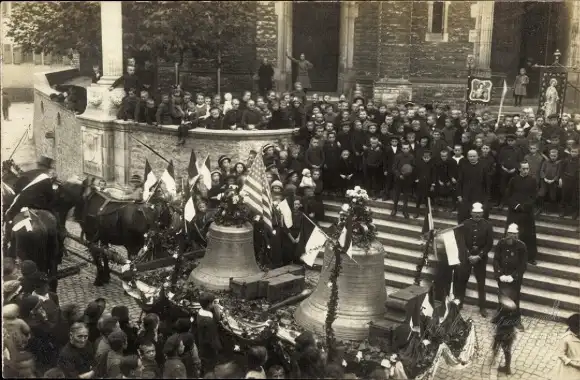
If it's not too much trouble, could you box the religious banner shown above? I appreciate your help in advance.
[467,77,493,103]
[81,127,105,177]
[537,70,568,118]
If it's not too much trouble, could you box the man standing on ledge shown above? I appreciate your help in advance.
[455,202,494,317]
[504,161,538,265]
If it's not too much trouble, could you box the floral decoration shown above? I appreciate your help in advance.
[213,185,253,227]
[331,186,377,249]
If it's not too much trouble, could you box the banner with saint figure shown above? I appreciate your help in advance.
[467,77,493,104]
[537,70,567,118]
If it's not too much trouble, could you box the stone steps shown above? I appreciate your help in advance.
[323,208,580,253]
[315,199,580,320]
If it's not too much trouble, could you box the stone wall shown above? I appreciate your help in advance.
[255,1,278,65]
[377,1,413,79]
[409,1,475,80]
[33,90,82,181]
[353,1,380,97]
[128,125,294,182]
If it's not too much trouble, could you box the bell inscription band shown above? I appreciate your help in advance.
[188,222,262,291]
[294,240,387,341]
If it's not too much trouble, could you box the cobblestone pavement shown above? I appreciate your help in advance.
[432,304,565,380]
[2,102,570,380]
[1,103,37,170]
[58,254,142,321]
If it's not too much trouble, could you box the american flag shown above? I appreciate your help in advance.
[242,152,273,231]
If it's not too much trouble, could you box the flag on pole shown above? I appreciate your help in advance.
[420,294,434,318]
[302,226,327,267]
[199,155,211,190]
[277,199,293,228]
[496,80,509,125]
[142,160,157,201]
[160,160,177,198]
[440,229,461,266]
[184,196,196,222]
[421,197,435,234]
[242,152,273,231]
[338,214,354,258]
[188,150,199,187]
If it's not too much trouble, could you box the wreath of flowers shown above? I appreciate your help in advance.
[213,185,253,227]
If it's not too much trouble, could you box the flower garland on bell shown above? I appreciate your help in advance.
[213,185,253,227]
[325,186,377,360]
[325,242,343,359]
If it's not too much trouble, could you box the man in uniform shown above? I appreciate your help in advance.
[454,202,494,317]
[493,223,527,331]
[505,160,538,265]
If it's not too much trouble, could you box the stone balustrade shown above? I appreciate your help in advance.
[33,87,294,189]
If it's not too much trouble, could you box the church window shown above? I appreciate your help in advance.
[426,1,450,42]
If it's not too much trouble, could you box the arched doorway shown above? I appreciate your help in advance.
[291,2,341,92]
[491,1,566,98]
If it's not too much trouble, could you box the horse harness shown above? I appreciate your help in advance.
[83,190,149,243]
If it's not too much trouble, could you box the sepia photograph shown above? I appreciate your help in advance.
[1,1,580,379]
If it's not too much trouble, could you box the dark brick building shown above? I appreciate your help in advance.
[161,1,580,104]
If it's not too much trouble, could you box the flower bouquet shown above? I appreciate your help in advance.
[330,186,377,249]
[213,185,253,227]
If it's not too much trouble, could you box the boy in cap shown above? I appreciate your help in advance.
[497,134,523,207]
[364,136,384,199]
[116,88,138,121]
[218,155,232,177]
[413,150,436,218]
[391,143,415,218]
[262,144,278,168]
[559,145,579,219]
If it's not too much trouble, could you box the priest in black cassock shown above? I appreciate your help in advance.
[504,161,538,265]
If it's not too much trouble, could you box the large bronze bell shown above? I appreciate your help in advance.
[294,240,387,341]
[188,222,262,291]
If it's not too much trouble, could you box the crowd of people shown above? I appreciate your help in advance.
[4,255,385,379]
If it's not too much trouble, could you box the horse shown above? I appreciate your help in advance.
[3,166,65,292]
[57,177,180,286]
[8,208,62,292]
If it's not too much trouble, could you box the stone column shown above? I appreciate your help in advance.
[98,1,124,85]
[77,1,129,190]
[338,2,358,95]
[475,1,494,76]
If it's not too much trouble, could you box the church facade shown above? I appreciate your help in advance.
[160,1,580,105]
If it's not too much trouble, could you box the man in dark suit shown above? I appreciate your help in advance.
[457,150,489,223]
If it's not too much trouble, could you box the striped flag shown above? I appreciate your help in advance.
[160,160,177,198]
[422,197,434,234]
[199,154,211,190]
[188,150,200,187]
[184,196,196,222]
[242,152,273,231]
[338,213,354,258]
[303,226,327,267]
[142,160,157,201]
